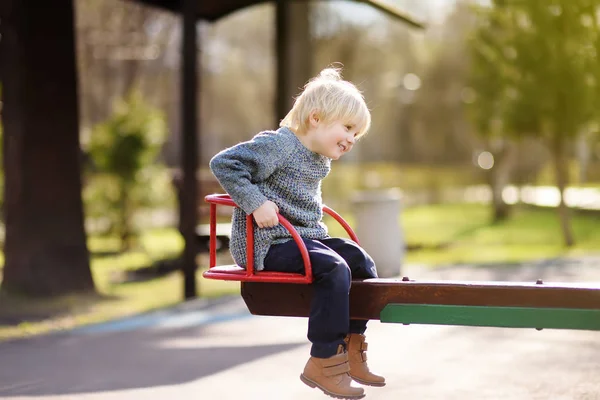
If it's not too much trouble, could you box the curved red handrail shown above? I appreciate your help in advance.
[323,205,360,245]
[205,194,312,282]
[204,194,359,284]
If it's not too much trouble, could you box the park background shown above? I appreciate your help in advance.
[1,0,599,341]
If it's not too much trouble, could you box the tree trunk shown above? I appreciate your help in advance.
[552,134,574,247]
[118,182,134,252]
[0,0,95,296]
[488,141,516,223]
[576,131,590,184]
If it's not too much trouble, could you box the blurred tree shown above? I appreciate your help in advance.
[199,5,275,159]
[467,0,518,222]
[87,92,167,251]
[587,0,600,173]
[1,0,94,297]
[413,1,477,168]
[468,0,600,245]
[0,84,3,220]
[75,0,176,140]
[312,3,423,163]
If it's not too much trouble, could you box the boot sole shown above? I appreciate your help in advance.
[350,375,386,387]
[300,374,366,399]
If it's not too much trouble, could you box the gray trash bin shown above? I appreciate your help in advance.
[351,189,404,278]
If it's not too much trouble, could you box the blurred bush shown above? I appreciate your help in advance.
[84,91,172,251]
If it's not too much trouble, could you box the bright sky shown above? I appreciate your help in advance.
[333,0,458,25]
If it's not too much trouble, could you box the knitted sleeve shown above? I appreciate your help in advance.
[209,131,296,214]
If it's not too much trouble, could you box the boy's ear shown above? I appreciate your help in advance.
[309,110,320,127]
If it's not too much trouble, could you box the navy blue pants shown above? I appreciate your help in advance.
[263,237,378,358]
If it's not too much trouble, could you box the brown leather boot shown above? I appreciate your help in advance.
[300,345,365,399]
[345,333,386,387]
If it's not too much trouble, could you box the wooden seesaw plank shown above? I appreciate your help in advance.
[241,278,600,328]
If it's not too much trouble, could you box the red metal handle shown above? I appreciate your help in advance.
[323,205,360,245]
[205,194,312,280]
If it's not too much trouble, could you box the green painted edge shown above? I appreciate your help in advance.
[380,304,600,331]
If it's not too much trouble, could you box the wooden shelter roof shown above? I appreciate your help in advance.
[133,0,425,28]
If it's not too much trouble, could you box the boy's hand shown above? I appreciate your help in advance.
[252,200,280,228]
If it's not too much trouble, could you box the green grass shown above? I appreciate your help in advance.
[0,228,239,342]
[400,204,600,265]
[2,203,599,342]
[325,203,600,266]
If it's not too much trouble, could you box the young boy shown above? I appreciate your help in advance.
[210,67,383,399]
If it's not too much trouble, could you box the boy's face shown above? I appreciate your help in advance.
[308,116,360,160]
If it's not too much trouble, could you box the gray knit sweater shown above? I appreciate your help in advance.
[209,127,331,270]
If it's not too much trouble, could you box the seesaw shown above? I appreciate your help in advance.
[203,194,600,331]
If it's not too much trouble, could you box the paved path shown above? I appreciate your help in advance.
[1,257,600,400]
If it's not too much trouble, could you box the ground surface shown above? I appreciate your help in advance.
[1,257,599,400]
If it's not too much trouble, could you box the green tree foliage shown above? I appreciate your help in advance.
[467,0,600,245]
[87,91,168,251]
[468,1,522,222]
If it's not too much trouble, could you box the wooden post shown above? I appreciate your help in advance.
[180,0,199,299]
[275,0,313,126]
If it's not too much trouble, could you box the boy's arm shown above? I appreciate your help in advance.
[209,132,292,215]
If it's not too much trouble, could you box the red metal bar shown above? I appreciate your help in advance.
[205,193,236,207]
[204,194,318,283]
[277,214,312,282]
[203,269,308,283]
[246,214,255,276]
[323,205,360,244]
[209,203,217,268]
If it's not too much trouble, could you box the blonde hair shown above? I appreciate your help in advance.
[280,66,371,139]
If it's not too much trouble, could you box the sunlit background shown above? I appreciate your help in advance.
[1,0,600,340]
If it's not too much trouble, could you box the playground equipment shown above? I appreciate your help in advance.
[202,194,600,331]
